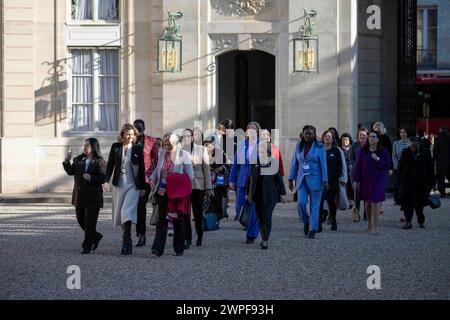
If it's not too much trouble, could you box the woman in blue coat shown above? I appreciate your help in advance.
[289,125,329,239]
[230,122,261,243]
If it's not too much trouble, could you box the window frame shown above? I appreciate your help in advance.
[67,47,121,136]
[417,6,438,68]
[67,0,121,26]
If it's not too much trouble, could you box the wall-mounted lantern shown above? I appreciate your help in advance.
[293,9,319,73]
[157,11,183,73]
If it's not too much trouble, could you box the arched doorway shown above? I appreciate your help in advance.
[217,50,276,130]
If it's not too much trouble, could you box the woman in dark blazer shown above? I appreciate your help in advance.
[245,143,286,249]
[398,138,435,229]
[63,138,106,254]
[104,123,146,255]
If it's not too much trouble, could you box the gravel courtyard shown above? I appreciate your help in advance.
[1,197,449,300]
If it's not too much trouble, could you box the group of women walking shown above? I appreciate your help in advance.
[63,119,436,256]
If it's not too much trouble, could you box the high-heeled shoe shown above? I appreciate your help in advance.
[307,231,316,239]
[136,235,146,247]
[260,241,268,250]
[331,221,337,231]
[245,237,255,244]
[184,240,192,250]
[152,249,162,257]
[92,234,103,251]
[195,238,202,247]
[402,222,412,230]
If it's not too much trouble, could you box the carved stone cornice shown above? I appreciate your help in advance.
[211,0,271,17]
[209,34,238,52]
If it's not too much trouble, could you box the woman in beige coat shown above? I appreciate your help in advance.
[182,128,213,248]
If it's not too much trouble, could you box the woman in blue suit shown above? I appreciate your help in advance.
[230,122,261,243]
[289,125,329,239]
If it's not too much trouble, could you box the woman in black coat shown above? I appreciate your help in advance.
[63,138,106,254]
[104,124,146,255]
[398,138,435,229]
[245,143,286,250]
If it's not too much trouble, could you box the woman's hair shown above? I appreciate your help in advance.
[340,132,354,145]
[372,121,387,135]
[219,119,234,130]
[85,138,103,160]
[321,130,338,148]
[193,127,204,145]
[161,132,175,152]
[247,121,261,136]
[363,130,383,152]
[398,126,409,137]
[118,123,138,144]
[298,125,318,151]
[357,127,369,143]
[182,128,194,152]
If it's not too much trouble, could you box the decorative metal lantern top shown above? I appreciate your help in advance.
[157,11,183,73]
[293,9,319,74]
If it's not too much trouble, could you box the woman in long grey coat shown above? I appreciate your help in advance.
[182,128,213,248]
[104,124,146,255]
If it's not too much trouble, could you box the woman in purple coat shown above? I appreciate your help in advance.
[353,131,391,235]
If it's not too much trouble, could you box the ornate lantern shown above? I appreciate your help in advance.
[157,11,183,73]
[293,9,319,73]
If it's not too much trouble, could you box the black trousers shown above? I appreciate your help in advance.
[75,207,101,249]
[403,203,425,224]
[254,201,275,241]
[436,174,449,197]
[151,194,185,255]
[136,183,151,236]
[190,189,205,241]
[319,186,338,227]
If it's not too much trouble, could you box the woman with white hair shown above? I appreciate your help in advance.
[150,132,194,257]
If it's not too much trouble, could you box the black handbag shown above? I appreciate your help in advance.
[428,194,441,209]
[239,201,251,228]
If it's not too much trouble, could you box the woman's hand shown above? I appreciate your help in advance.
[140,190,147,197]
[230,182,236,191]
[371,153,380,161]
[205,189,213,197]
[388,169,393,176]
[65,149,72,162]
[82,174,91,181]
[323,182,330,191]
[352,182,359,190]
[102,183,109,192]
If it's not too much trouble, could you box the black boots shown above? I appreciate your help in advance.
[121,221,132,255]
[184,240,192,250]
[136,234,146,247]
[307,231,316,239]
[121,240,132,255]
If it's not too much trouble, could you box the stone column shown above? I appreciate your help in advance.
[1,0,37,192]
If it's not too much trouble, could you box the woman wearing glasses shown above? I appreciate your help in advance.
[353,131,391,235]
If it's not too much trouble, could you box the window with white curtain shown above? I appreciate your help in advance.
[71,0,119,21]
[70,49,119,132]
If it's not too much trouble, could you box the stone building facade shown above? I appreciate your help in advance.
[1,0,399,193]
